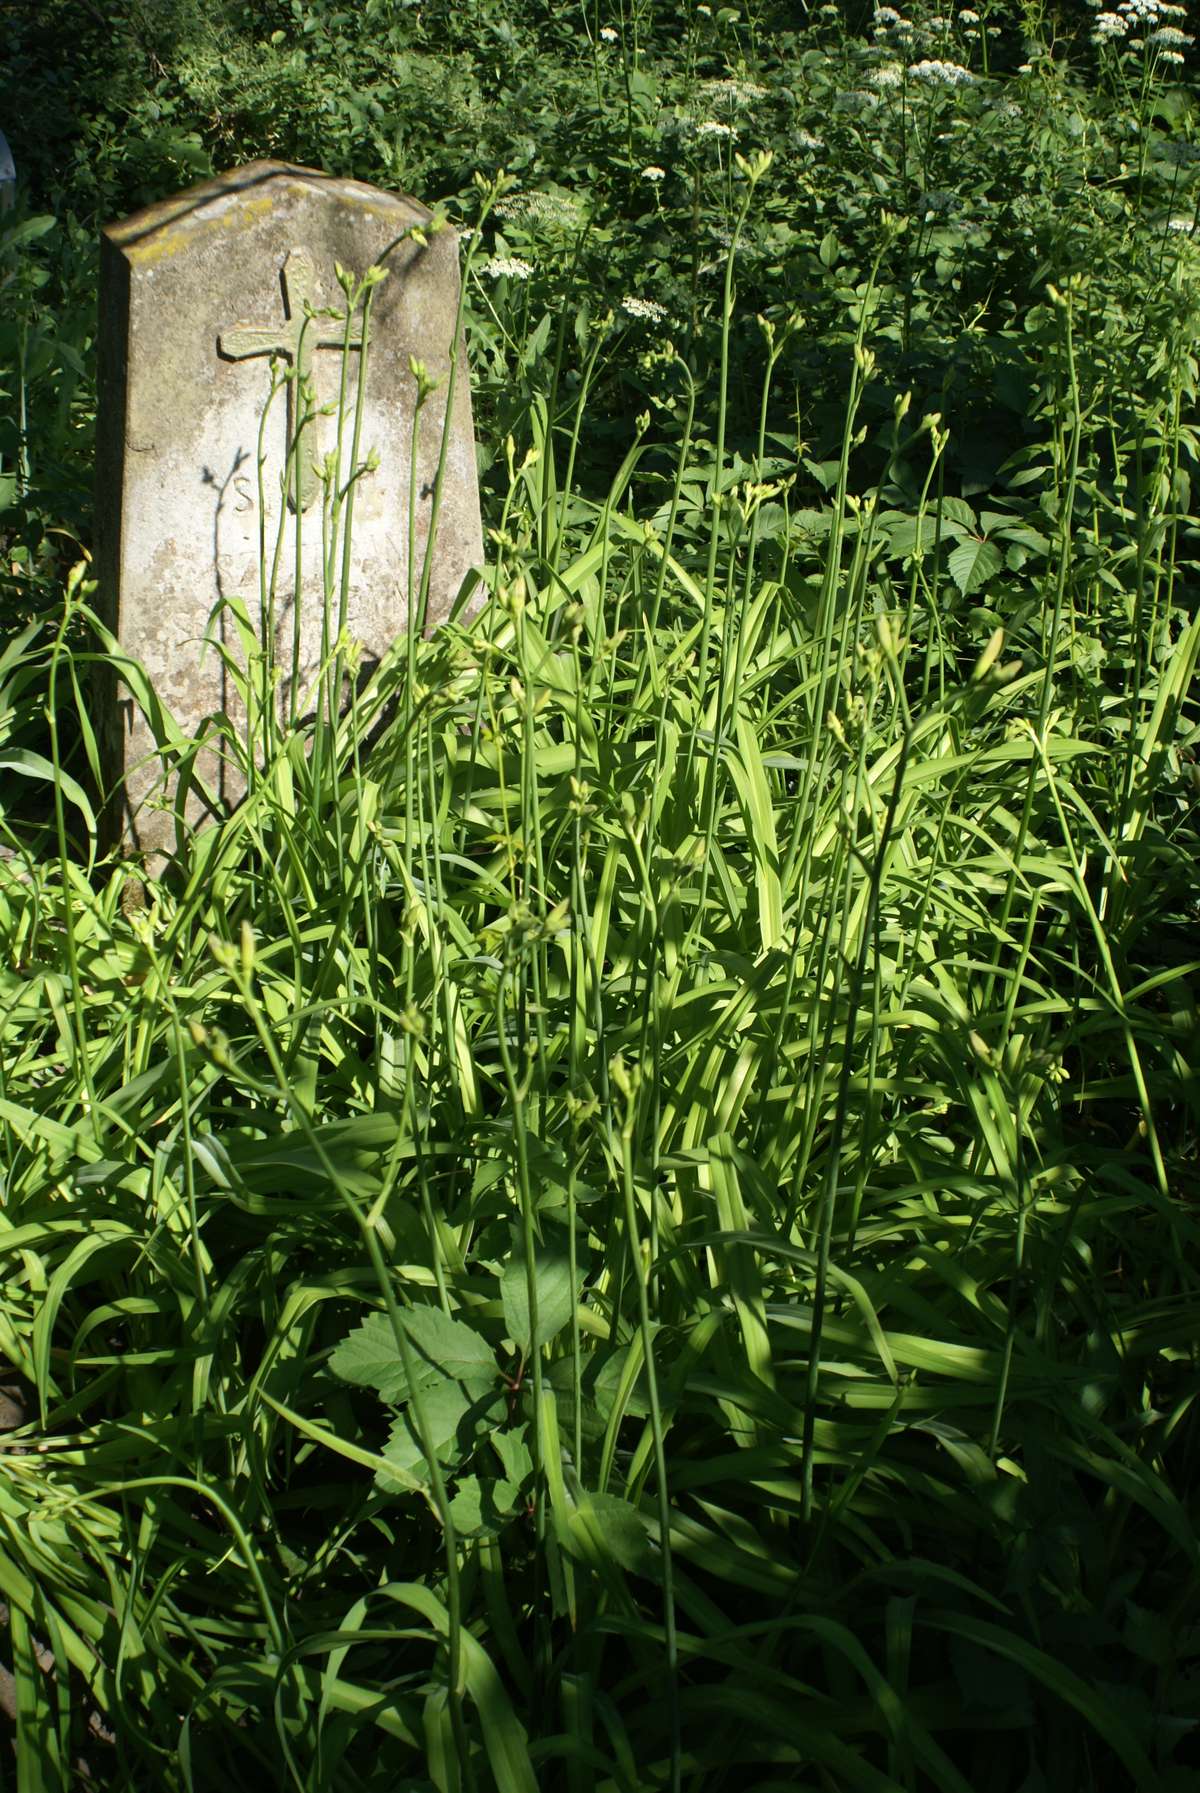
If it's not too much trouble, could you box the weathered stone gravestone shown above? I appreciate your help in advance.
[96,160,482,862]
[0,132,15,212]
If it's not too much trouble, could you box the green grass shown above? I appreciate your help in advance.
[2,3,1200,1789]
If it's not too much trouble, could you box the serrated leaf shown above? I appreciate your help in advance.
[449,1475,522,1537]
[449,1475,488,1535]
[403,1305,498,1392]
[493,1428,534,1488]
[501,1241,575,1352]
[331,1305,498,1405]
[329,1312,436,1404]
[381,1381,471,1484]
[939,497,978,531]
[886,513,947,558]
[947,537,1003,597]
[379,1384,506,1488]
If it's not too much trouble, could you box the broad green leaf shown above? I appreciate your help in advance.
[380,1380,473,1485]
[493,1428,534,1488]
[402,1304,498,1392]
[501,1240,576,1352]
[567,1491,652,1576]
[886,513,953,558]
[0,215,56,253]
[332,1306,498,1405]
[329,1311,441,1405]
[947,537,1003,596]
[448,1475,521,1537]
[939,497,978,530]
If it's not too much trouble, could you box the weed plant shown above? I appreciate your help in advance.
[2,3,1200,1790]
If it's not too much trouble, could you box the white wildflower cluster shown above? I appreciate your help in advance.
[1094,0,1192,48]
[873,7,917,45]
[700,76,768,103]
[599,26,618,43]
[1168,214,1197,229]
[835,88,881,112]
[959,8,981,22]
[621,295,670,322]
[481,256,533,280]
[870,61,905,86]
[695,118,737,138]
[494,191,583,232]
[641,164,666,181]
[795,129,826,149]
[1123,0,1187,17]
[908,57,977,82]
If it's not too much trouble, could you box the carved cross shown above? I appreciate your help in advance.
[219,248,363,513]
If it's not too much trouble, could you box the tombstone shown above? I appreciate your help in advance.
[0,132,14,212]
[95,160,482,864]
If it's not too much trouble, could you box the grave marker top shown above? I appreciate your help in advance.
[96,161,482,864]
[219,246,364,513]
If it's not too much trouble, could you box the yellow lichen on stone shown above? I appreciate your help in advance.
[126,194,276,266]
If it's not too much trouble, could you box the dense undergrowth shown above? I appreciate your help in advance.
[2,2,1200,1789]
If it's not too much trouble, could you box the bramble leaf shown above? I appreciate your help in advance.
[948,537,1003,596]
[331,1306,498,1404]
[501,1240,576,1352]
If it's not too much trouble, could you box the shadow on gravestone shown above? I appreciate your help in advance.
[94,160,483,871]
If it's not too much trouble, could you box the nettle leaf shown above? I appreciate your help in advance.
[947,537,1003,597]
[501,1239,576,1352]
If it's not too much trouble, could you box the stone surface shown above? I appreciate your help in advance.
[0,131,14,211]
[95,160,482,862]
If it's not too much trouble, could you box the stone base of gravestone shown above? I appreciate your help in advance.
[95,160,482,866]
